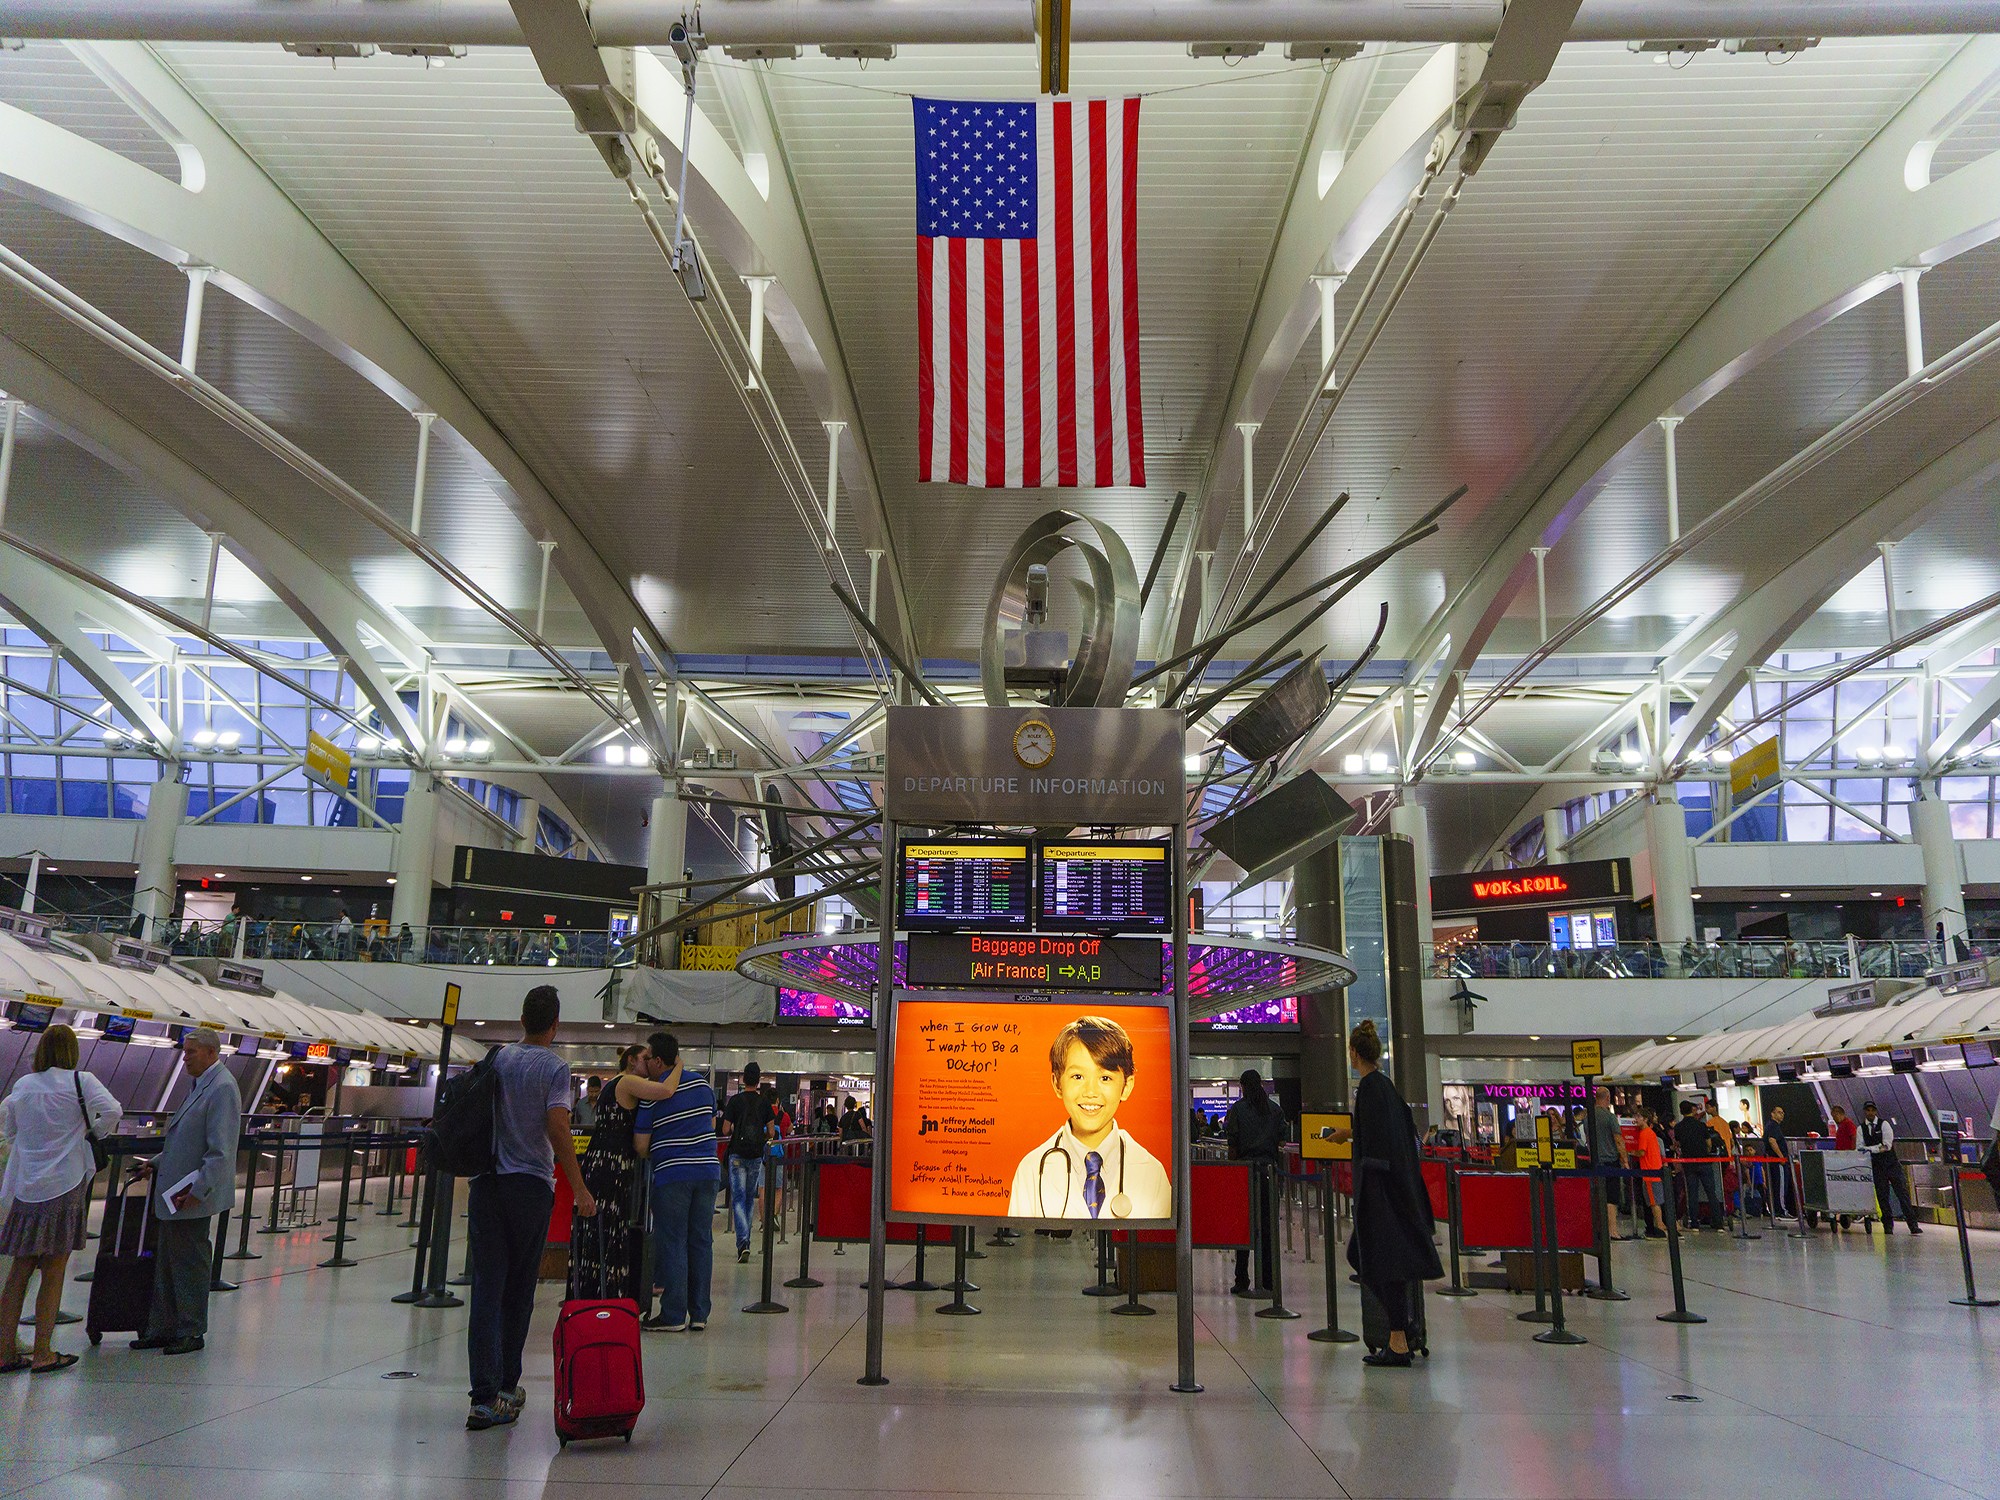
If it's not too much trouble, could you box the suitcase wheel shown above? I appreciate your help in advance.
[622,1433,631,1444]
[89,1333,101,1346]
[558,1437,569,1450]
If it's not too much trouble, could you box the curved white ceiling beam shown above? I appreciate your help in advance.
[1157,42,1466,655]
[0,332,429,750]
[1661,411,2000,767]
[1404,35,2000,766]
[0,546,176,746]
[0,43,676,757]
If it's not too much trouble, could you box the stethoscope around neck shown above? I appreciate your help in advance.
[1036,1128,1131,1218]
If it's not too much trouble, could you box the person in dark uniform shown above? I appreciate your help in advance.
[1222,1069,1287,1295]
[1764,1105,1793,1217]
[1858,1100,1921,1234]
[1326,1021,1442,1368]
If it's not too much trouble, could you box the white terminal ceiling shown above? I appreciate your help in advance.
[0,26,1998,869]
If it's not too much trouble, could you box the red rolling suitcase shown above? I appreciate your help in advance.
[552,1215,644,1447]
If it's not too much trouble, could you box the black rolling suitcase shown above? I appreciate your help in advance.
[1358,1279,1428,1357]
[85,1187,157,1346]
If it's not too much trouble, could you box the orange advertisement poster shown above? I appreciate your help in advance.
[890,998,1175,1225]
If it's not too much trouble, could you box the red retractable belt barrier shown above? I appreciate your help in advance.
[1456,1171,1594,1252]
[1135,1160,1252,1247]
[1420,1160,1449,1221]
[812,1159,952,1243]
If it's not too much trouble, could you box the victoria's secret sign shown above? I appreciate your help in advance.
[1432,857,1630,915]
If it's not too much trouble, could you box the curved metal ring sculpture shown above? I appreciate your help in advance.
[980,509,1141,709]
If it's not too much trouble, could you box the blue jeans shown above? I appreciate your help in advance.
[467,1173,554,1406]
[649,1174,715,1325]
[728,1154,762,1251]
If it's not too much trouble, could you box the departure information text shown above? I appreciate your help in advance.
[900,841,1032,930]
[1037,841,1172,932]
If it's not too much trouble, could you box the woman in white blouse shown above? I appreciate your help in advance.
[0,1024,122,1373]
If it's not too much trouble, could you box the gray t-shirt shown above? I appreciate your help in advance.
[491,1043,573,1181]
[1589,1105,1622,1164]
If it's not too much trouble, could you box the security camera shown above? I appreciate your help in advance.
[667,20,704,68]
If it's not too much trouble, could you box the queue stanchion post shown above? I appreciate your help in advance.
[964,1221,988,1261]
[1656,1166,1705,1325]
[415,1173,463,1309]
[209,1209,238,1293]
[1255,1165,1301,1321]
[1517,1167,1551,1324]
[379,1135,403,1216]
[392,1166,433,1303]
[1435,1164,1476,1299]
[936,1228,980,1316]
[257,1133,287,1235]
[1730,1150,1761,1242]
[897,1226,939,1293]
[1786,1156,1811,1240]
[785,1157,823,1289]
[449,1197,474,1288]
[398,1138,425,1228]
[1585,1166,1629,1302]
[1109,1226,1157,1316]
[317,1133,359,1269]
[1948,1169,1999,1307]
[1236,1163,1273,1299]
[227,1137,263,1261]
[1308,1161,1359,1343]
[1532,1167,1586,1346]
[1084,1230,1121,1297]
[744,1155,788,1314]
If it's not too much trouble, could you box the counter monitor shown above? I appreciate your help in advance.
[10,1001,53,1033]
[1962,1040,1995,1068]
[898,840,1032,932]
[1037,840,1172,933]
[98,1014,135,1044]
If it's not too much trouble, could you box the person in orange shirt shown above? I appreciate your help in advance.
[1634,1108,1668,1237]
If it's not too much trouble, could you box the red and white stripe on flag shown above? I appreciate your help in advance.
[916,97,1144,489]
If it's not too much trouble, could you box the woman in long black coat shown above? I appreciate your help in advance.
[1332,1019,1442,1367]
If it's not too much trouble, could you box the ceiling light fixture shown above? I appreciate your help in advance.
[603,744,628,766]
[1779,891,1792,898]
[1870,890,1883,897]
[1619,747,1643,768]
[191,728,218,746]
[468,737,492,757]
[300,875,313,882]
[1342,753,1365,775]
[444,737,468,756]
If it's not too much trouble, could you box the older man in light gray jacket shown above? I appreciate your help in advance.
[132,1029,241,1355]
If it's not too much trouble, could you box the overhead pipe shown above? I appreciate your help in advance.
[13,1,2000,45]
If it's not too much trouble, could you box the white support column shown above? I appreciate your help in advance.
[647,785,689,964]
[1236,422,1259,538]
[1913,788,1965,954]
[21,849,41,914]
[535,538,557,637]
[1388,799,1432,953]
[1645,792,1695,946]
[1540,803,1568,865]
[1878,540,1900,645]
[743,275,773,391]
[0,396,20,532]
[409,410,437,535]
[1530,545,1550,643]
[1197,550,1216,626]
[1657,414,1683,543]
[866,547,884,623]
[1897,266,1927,378]
[179,265,214,372]
[515,795,541,854]
[390,768,438,942]
[197,531,222,633]
[822,420,846,546]
[1312,273,1345,391]
[134,772,188,941]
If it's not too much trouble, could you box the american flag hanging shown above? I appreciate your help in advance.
[914,96,1145,489]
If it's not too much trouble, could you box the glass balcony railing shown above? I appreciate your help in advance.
[1427,937,1946,981]
[50,914,630,969]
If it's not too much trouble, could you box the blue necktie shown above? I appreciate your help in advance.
[1083,1151,1105,1218]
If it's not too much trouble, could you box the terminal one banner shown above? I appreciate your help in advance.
[890,997,1174,1226]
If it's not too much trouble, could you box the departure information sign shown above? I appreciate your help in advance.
[899,840,1032,931]
[1037,840,1172,932]
[905,932,1163,992]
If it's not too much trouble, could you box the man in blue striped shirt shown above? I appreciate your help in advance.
[633,1032,719,1331]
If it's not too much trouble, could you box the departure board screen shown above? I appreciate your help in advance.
[898,840,1032,931]
[1037,840,1173,932]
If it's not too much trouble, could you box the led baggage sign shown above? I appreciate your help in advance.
[905,932,1163,993]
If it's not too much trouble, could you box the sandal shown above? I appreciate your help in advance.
[0,1357,30,1375]
[30,1353,77,1374]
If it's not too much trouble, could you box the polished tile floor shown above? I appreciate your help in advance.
[3,1189,1997,1499]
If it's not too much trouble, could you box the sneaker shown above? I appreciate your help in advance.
[688,1320,706,1332]
[466,1402,517,1431]
[1646,1228,1667,1239]
[496,1387,526,1416]
[641,1314,688,1333]
[738,1248,751,1264]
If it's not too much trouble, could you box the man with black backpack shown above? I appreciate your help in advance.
[455,985,595,1431]
[719,1061,774,1263]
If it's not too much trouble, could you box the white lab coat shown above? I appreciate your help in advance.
[1006,1123,1171,1221]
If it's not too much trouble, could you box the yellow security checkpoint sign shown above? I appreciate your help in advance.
[1571,1038,1602,1077]
[304,730,353,791]
[1729,735,1781,800]
[1301,1111,1351,1161]
[1553,1148,1577,1170]
[1534,1110,1555,1167]
[442,982,462,1029]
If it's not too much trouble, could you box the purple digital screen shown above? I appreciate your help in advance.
[776,987,872,1026]
[1197,996,1299,1029]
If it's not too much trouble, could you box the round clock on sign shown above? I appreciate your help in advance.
[1013,717,1056,769]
